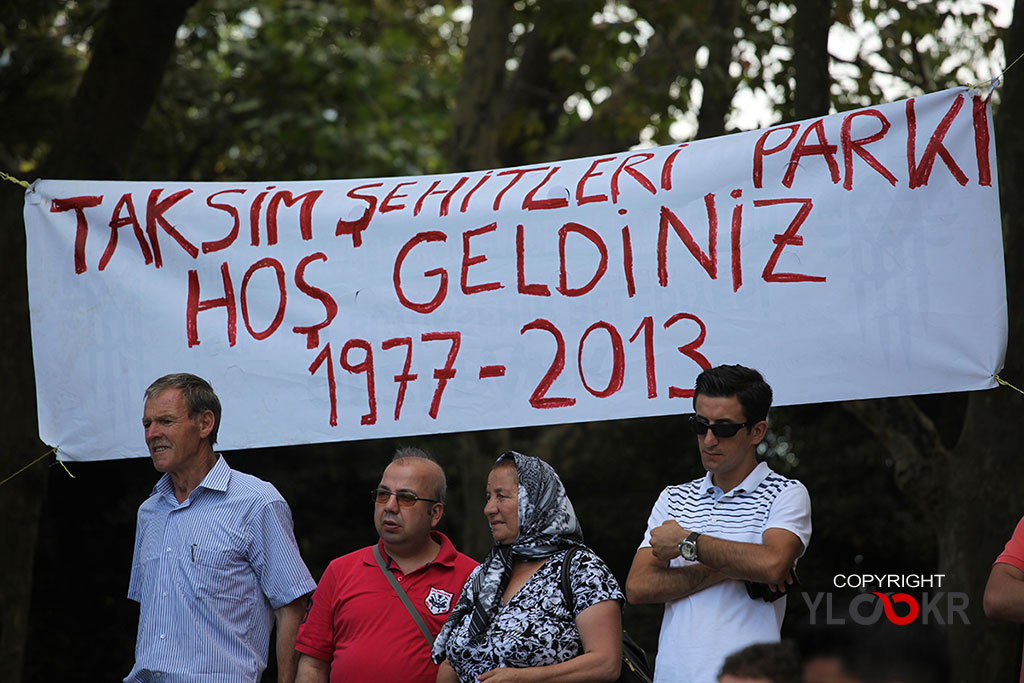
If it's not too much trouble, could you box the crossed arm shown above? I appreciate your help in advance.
[625,521,804,605]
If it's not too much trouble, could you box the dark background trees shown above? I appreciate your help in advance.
[1,1,1020,680]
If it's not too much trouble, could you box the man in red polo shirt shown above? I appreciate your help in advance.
[984,514,1024,683]
[295,448,477,683]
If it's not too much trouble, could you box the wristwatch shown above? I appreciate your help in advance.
[679,531,701,561]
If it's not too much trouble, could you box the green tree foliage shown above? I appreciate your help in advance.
[0,0,97,170]
[126,0,461,180]
[831,0,1005,103]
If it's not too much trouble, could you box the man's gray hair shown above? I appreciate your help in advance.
[391,446,446,503]
[145,373,222,445]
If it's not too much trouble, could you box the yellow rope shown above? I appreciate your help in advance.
[995,374,1024,396]
[0,170,31,190]
[969,50,1024,90]
[0,372,1015,489]
[0,446,61,488]
[57,454,76,479]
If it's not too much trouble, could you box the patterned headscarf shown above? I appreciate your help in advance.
[432,451,583,659]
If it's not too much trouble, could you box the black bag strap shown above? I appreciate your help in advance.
[372,544,435,648]
[559,545,581,612]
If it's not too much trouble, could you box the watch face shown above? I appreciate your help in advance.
[681,541,697,561]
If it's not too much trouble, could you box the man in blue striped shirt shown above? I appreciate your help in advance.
[125,373,316,683]
[625,364,812,683]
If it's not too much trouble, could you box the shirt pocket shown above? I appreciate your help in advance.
[188,546,243,594]
[186,547,255,635]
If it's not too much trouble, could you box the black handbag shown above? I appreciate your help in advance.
[560,546,654,683]
[744,567,800,603]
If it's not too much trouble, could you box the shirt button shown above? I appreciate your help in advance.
[162,591,168,597]
[166,547,172,552]
[159,634,166,639]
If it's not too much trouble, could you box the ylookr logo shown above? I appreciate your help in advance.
[802,573,970,626]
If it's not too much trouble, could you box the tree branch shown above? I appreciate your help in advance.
[792,0,832,119]
[695,0,740,139]
[842,397,950,531]
[561,11,699,158]
[450,1,510,171]
[41,0,199,179]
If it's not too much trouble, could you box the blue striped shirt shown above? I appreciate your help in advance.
[126,457,316,683]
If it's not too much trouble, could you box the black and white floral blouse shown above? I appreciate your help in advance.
[439,547,623,682]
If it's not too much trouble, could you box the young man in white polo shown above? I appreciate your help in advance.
[626,364,812,683]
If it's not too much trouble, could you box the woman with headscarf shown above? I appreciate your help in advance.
[433,451,623,682]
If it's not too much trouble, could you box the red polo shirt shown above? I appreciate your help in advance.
[994,517,1024,683]
[296,531,477,682]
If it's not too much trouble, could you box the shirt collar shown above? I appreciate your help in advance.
[699,461,771,497]
[200,455,230,492]
[431,531,460,567]
[368,531,459,571]
[738,461,771,492]
[152,454,229,500]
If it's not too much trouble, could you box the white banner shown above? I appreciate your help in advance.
[24,87,1007,462]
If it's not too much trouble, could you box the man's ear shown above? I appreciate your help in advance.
[749,419,768,445]
[430,502,444,528]
[197,409,216,440]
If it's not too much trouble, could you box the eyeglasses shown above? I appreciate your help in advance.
[688,415,753,438]
[371,488,440,507]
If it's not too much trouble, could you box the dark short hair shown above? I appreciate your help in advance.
[694,364,773,424]
[719,641,800,683]
[391,446,446,503]
[145,373,222,445]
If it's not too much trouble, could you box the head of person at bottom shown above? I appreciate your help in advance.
[691,364,772,493]
[718,640,801,683]
[372,447,447,571]
[432,451,625,683]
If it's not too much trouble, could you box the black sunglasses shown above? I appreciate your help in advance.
[688,415,753,438]
[371,488,440,508]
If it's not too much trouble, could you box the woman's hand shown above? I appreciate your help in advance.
[436,660,459,683]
